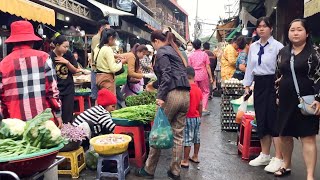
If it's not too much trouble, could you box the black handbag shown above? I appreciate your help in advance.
[115,66,125,76]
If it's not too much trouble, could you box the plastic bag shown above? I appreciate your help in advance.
[236,101,247,124]
[149,108,173,149]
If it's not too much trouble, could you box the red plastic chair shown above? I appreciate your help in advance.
[237,113,261,160]
[114,125,146,168]
[74,96,91,115]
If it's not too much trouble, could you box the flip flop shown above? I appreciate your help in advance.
[274,168,291,177]
[189,158,200,163]
[181,164,189,168]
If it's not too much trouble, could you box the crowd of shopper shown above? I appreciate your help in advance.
[220,17,320,180]
[1,13,320,180]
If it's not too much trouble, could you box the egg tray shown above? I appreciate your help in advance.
[220,93,242,131]
[221,123,239,131]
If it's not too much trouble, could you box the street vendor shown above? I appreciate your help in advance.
[121,43,156,97]
[72,89,117,148]
[0,20,62,126]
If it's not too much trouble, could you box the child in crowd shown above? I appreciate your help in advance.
[73,89,117,149]
[181,66,203,168]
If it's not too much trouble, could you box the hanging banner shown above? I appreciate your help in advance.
[304,0,320,17]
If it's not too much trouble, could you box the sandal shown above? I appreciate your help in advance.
[274,168,291,177]
[135,168,154,179]
[181,164,189,168]
[189,158,200,164]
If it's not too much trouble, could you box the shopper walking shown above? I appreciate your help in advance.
[185,41,194,57]
[203,42,217,97]
[275,19,320,180]
[94,29,125,95]
[50,35,82,123]
[0,20,61,125]
[181,66,203,168]
[243,17,284,173]
[188,39,213,115]
[136,29,190,180]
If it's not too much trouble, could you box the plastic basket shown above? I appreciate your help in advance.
[0,143,64,177]
[112,118,145,126]
[230,99,254,113]
[90,134,132,155]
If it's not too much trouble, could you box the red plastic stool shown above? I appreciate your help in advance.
[74,95,91,115]
[237,113,261,160]
[114,125,146,168]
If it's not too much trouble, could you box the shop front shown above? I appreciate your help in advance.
[0,0,55,60]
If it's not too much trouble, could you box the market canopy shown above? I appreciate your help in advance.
[167,26,187,45]
[225,25,241,41]
[0,0,55,26]
[87,0,134,17]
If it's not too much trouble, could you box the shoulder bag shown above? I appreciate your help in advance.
[290,50,316,116]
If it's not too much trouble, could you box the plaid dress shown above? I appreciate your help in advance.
[0,45,61,120]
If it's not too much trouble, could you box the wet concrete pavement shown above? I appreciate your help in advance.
[60,97,320,180]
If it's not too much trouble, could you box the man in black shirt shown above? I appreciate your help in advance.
[203,42,217,99]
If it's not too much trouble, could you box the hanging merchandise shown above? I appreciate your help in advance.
[116,0,133,12]
[239,7,257,28]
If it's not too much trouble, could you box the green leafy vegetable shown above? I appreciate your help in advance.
[125,91,157,107]
[112,104,156,123]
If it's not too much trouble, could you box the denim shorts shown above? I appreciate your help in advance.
[183,117,201,146]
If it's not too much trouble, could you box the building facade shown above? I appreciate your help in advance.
[140,0,189,40]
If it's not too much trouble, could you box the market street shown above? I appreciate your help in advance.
[64,97,320,180]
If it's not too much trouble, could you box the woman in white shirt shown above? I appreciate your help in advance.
[243,17,284,173]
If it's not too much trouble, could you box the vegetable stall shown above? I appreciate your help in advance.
[0,109,66,179]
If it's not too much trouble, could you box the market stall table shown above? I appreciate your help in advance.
[0,156,65,180]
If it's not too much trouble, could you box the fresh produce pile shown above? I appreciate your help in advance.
[112,104,156,123]
[85,150,99,170]
[75,88,91,93]
[0,109,65,159]
[61,123,87,142]
[95,136,126,145]
[125,91,157,106]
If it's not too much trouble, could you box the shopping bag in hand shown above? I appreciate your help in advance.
[235,90,252,124]
[149,108,173,149]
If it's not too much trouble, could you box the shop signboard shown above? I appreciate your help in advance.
[136,6,161,30]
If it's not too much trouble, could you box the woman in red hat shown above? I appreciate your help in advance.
[0,20,62,126]
[72,89,117,148]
